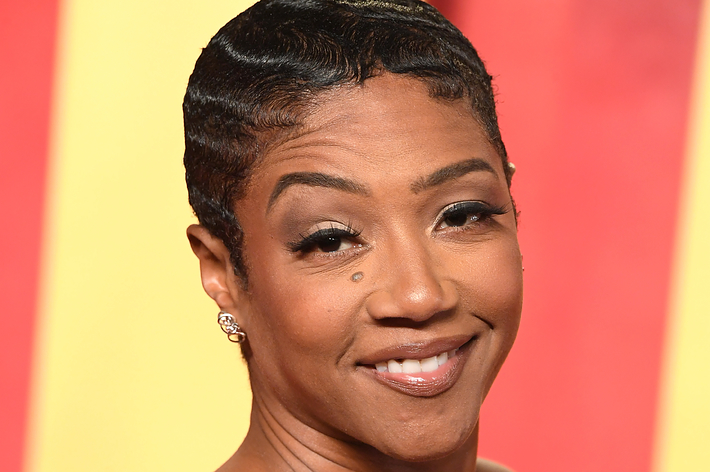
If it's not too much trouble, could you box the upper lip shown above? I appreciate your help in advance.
[357,334,474,365]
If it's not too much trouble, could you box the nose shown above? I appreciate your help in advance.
[365,242,458,323]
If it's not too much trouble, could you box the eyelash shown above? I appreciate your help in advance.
[287,201,507,255]
[287,223,362,254]
[435,201,507,231]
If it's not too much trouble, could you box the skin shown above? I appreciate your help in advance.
[188,74,523,472]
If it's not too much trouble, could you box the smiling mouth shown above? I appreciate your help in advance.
[374,348,459,374]
[360,337,475,397]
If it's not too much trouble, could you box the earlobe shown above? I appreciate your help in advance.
[186,224,239,311]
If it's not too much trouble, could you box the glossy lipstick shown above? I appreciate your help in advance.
[359,335,474,397]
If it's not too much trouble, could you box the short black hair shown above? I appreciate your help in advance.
[183,0,510,280]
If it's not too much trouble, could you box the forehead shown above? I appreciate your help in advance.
[247,74,504,195]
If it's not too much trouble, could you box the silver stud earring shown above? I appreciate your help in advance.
[217,311,246,343]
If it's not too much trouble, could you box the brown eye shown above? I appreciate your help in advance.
[317,236,344,252]
[443,211,479,228]
[436,201,507,232]
[288,225,362,254]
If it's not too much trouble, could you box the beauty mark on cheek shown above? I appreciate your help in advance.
[351,272,364,282]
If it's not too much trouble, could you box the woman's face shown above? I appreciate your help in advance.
[229,74,522,461]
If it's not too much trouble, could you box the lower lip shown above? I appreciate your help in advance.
[365,339,474,397]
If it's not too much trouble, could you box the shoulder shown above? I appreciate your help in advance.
[477,457,515,472]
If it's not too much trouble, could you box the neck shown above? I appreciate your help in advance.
[220,397,480,472]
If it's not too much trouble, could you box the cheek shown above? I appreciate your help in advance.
[448,237,523,332]
[449,238,522,397]
[245,262,361,361]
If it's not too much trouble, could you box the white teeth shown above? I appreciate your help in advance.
[375,348,459,373]
[437,352,448,366]
[420,355,439,372]
[402,359,422,374]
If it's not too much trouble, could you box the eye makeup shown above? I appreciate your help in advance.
[286,222,363,254]
[284,199,508,255]
[435,201,508,231]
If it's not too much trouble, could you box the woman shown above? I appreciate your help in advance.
[183,0,523,470]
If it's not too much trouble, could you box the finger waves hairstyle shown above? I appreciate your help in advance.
[184,0,510,280]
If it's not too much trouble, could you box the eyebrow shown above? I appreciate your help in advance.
[267,172,371,211]
[410,158,497,193]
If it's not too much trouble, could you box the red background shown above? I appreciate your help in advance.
[0,1,59,470]
[429,0,701,470]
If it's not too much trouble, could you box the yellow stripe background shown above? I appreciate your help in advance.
[27,1,256,471]
[656,0,710,470]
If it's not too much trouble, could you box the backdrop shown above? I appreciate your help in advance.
[2,0,709,471]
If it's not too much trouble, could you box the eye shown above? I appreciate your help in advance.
[436,201,507,231]
[287,224,363,254]
[310,230,357,253]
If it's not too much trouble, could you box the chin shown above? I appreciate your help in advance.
[372,416,478,463]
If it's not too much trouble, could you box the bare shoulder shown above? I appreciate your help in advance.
[477,457,515,472]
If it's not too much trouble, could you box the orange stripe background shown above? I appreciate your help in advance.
[1,1,709,470]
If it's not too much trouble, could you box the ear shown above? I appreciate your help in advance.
[186,224,244,317]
